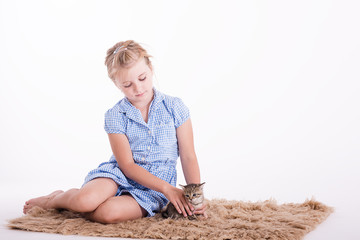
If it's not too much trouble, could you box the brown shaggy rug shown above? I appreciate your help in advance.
[8,198,333,240]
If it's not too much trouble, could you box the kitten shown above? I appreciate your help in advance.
[161,182,205,220]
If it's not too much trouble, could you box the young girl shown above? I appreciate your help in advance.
[23,40,206,223]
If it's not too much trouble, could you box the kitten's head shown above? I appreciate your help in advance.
[180,182,205,205]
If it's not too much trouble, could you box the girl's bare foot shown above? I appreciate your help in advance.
[23,190,64,214]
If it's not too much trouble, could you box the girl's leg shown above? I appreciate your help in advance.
[23,178,118,214]
[84,194,147,224]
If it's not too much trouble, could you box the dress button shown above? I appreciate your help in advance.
[147,146,150,150]
[148,130,151,134]
[142,157,145,160]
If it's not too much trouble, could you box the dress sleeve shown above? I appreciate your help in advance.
[173,97,190,128]
[104,109,127,134]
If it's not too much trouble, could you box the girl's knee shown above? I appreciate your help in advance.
[97,203,125,223]
[73,178,118,213]
[100,211,144,224]
[72,190,102,212]
[94,200,146,224]
[101,212,123,224]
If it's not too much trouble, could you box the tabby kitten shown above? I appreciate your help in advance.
[161,182,205,220]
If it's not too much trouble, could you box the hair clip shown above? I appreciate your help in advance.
[113,46,127,54]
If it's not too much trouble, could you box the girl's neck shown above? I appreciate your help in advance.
[132,92,154,111]
[134,101,152,123]
[135,101,151,112]
[129,90,155,123]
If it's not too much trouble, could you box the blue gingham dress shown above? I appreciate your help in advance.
[83,88,190,216]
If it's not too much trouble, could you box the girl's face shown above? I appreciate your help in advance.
[115,58,154,107]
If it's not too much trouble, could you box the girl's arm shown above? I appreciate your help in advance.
[176,118,201,184]
[176,118,207,217]
[107,133,193,217]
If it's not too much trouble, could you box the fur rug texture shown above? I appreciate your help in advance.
[8,198,333,240]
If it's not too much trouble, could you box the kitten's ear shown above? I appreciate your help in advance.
[199,182,206,189]
[179,184,185,189]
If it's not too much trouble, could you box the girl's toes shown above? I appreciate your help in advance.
[23,204,31,214]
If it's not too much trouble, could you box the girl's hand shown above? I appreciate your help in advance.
[163,184,194,217]
[193,201,208,218]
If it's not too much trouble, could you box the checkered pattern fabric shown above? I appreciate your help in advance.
[83,88,190,216]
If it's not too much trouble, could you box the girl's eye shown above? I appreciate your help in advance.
[124,83,132,88]
[139,76,146,81]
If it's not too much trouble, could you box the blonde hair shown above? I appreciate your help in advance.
[105,40,153,83]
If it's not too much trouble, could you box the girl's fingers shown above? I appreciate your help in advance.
[182,200,193,216]
[186,201,195,212]
[193,204,208,215]
[178,201,188,217]
[174,201,182,215]
[194,209,205,214]
[167,187,196,217]
[174,199,187,217]
[176,199,191,217]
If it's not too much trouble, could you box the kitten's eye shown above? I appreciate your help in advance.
[193,194,197,197]
[185,194,190,198]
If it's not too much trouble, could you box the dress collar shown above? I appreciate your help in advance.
[118,88,165,125]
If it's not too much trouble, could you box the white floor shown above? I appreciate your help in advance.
[1,182,359,240]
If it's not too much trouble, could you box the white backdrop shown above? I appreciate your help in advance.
[1,1,359,239]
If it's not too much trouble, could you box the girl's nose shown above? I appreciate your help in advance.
[133,83,142,93]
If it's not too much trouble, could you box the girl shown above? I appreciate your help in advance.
[23,40,206,223]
